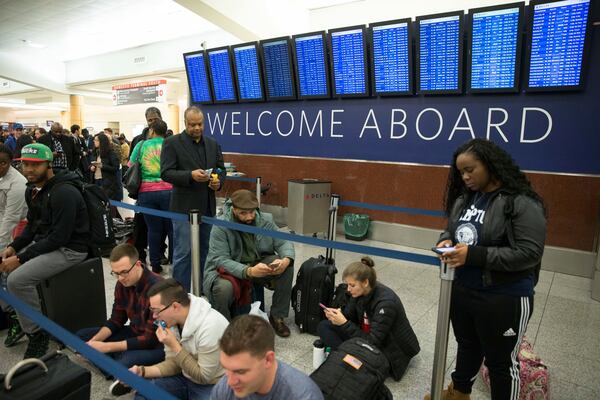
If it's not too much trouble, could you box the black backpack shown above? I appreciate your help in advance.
[49,180,115,256]
[310,338,393,400]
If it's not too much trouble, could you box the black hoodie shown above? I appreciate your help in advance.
[10,171,90,263]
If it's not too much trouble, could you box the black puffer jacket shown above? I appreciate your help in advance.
[338,283,420,381]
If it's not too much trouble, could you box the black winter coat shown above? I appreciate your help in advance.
[339,283,420,381]
[93,149,121,200]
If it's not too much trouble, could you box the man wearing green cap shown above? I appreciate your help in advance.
[0,143,90,358]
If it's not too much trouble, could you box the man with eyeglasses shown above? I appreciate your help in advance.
[109,278,228,399]
[76,244,165,378]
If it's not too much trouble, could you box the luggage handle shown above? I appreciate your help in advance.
[4,358,48,391]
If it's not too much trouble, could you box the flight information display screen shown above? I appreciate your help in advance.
[469,4,522,92]
[417,12,463,94]
[527,0,591,90]
[329,26,368,97]
[293,32,330,99]
[207,47,236,103]
[261,38,296,100]
[232,43,264,102]
[183,51,212,104]
[370,19,412,95]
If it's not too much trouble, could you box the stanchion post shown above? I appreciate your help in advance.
[329,194,340,262]
[256,176,262,207]
[189,210,202,296]
[430,262,455,399]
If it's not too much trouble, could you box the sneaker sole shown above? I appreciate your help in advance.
[4,332,26,347]
[109,380,132,396]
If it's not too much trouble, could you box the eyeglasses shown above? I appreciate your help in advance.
[149,302,173,316]
[110,261,137,277]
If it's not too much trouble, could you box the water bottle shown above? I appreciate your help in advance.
[312,339,326,369]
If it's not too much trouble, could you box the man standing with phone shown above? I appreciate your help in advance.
[204,189,295,337]
[160,106,225,293]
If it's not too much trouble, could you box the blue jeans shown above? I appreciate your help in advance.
[172,220,212,293]
[134,374,214,400]
[137,190,173,270]
[76,326,165,371]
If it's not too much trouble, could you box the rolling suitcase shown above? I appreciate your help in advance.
[0,351,91,400]
[37,257,106,333]
[291,200,338,335]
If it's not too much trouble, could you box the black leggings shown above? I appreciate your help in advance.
[317,319,351,350]
[450,284,533,400]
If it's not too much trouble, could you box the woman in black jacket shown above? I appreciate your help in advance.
[424,139,546,400]
[90,133,120,201]
[317,256,420,381]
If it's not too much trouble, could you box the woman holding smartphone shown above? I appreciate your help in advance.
[424,139,546,400]
[91,133,120,214]
[317,256,420,381]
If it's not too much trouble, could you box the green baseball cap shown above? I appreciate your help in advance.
[16,143,53,162]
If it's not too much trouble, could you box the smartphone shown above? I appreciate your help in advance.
[318,303,328,310]
[431,246,456,255]
[153,320,167,329]
[268,261,279,270]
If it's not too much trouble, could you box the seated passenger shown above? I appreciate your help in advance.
[77,244,165,376]
[204,189,295,337]
[317,256,420,381]
[212,315,324,400]
[0,143,89,358]
[117,278,228,399]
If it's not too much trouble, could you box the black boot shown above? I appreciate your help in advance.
[23,330,50,359]
[4,311,25,347]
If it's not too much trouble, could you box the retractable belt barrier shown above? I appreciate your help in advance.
[339,199,446,217]
[0,289,178,400]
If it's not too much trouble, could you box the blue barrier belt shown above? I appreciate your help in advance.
[339,200,446,217]
[225,176,257,183]
[0,289,178,400]
[203,217,440,266]
[111,201,439,266]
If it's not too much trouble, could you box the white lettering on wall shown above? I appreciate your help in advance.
[448,108,476,140]
[390,109,407,139]
[245,112,255,136]
[416,108,443,141]
[359,109,382,138]
[486,108,509,142]
[299,110,323,137]
[520,107,553,143]
[276,110,294,137]
[330,109,344,138]
[257,111,272,136]
[231,111,241,136]
[207,113,227,135]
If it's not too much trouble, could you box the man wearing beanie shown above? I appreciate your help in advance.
[204,189,295,337]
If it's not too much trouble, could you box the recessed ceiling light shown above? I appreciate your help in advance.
[20,39,46,49]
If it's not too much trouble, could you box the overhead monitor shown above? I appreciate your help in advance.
[369,18,413,96]
[526,0,592,91]
[328,25,369,97]
[292,31,331,99]
[416,11,464,94]
[260,37,296,101]
[183,50,212,104]
[232,42,265,102]
[207,47,237,103]
[468,3,524,93]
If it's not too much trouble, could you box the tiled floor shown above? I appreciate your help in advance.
[1,232,599,399]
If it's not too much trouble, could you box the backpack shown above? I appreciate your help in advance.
[310,337,393,400]
[49,180,115,257]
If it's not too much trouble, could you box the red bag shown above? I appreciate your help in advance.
[480,337,550,400]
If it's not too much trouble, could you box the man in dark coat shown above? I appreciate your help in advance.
[38,122,80,171]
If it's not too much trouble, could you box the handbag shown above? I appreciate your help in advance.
[1,351,91,400]
[123,140,144,199]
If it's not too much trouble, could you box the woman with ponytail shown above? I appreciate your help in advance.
[317,256,420,381]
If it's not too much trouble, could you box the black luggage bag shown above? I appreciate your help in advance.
[37,257,106,333]
[310,338,392,400]
[291,200,337,335]
[0,351,91,400]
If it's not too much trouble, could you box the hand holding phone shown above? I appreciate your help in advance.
[319,303,328,310]
[431,246,456,255]
[154,320,167,329]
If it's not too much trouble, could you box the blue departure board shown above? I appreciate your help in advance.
[208,47,236,103]
[329,26,368,97]
[293,32,330,99]
[183,51,212,104]
[232,43,264,102]
[469,4,522,92]
[417,12,463,94]
[370,19,412,95]
[527,0,590,90]
[261,38,296,100]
